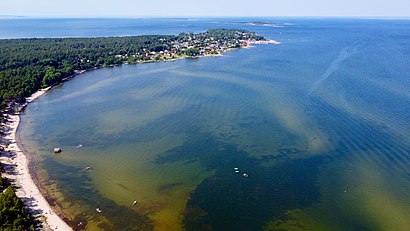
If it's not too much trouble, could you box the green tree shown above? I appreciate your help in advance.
[185,48,200,57]
[41,66,61,87]
[0,186,36,230]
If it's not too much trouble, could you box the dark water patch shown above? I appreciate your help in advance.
[154,134,324,230]
[183,153,325,231]
[155,135,254,173]
[40,158,153,231]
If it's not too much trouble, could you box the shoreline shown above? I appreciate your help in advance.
[0,88,73,231]
[0,38,280,230]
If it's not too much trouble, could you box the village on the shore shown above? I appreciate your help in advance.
[112,29,280,63]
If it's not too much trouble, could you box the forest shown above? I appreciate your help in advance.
[0,35,174,105]
[0,28,264,107]
[0,166,36,230]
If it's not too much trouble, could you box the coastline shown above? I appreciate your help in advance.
[0,38,280,230]
[0,87,73,231]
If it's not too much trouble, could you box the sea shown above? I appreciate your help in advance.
[2,17,409,230]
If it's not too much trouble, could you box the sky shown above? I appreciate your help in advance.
[1,0,409,18]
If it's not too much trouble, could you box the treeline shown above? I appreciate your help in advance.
[0,165,36,230]
[0,35,174,105]
[0,121,36,229]
[0,28,264,107]
[204,28,264,41]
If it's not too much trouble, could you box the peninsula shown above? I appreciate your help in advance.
[0,28,277,107]
[0,28,279,230]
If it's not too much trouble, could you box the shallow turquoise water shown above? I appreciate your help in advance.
[17,19,410,230]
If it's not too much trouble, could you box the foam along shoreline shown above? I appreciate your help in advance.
[250,39,281,45]
[244,39,281,48]
[1,87,72,231]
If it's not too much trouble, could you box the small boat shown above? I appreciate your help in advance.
[234,167,239,170]
[96,208,102,213]
[243,173,249,178]
[235,170,240,173]
[132,200,138,206]
[77,144,83,148]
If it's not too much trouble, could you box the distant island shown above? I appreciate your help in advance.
[0,15,26,18]
[0,28,278,108]
[220,21,291,27]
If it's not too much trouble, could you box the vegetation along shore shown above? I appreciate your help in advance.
[0,28,279,229]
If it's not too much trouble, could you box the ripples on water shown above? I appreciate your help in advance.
[16,18,410,230]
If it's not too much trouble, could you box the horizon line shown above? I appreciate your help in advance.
[1,15,410,20]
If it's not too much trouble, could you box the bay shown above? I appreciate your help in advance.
[14,18,410,230]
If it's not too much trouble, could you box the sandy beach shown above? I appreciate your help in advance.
[0,87,72,231]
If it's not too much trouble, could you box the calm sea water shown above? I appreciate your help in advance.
[11,18,410,230]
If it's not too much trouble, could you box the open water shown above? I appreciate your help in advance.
[6,18,410,230]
